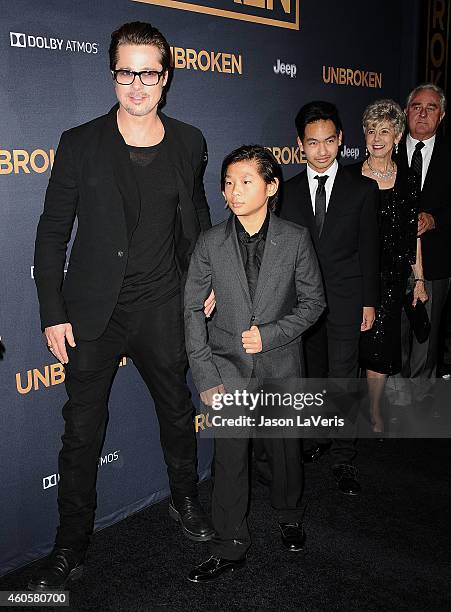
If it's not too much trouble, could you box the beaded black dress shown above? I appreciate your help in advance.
[358,166,418,375]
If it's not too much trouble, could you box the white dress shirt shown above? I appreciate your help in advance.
[306,159,339,213]
[406,133,436,190]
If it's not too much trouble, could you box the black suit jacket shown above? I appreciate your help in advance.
[279,164,379,326]
[34,105,211,340]
[396,135,451,280]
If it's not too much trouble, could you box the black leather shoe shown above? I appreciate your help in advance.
[28,547,85,591]
[188,556,246,582]
[303,442,331,463]
[169,496,215,542]
[279,523,306,552]
[332,464,361,496]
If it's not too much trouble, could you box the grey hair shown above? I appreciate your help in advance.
[362,98,406,136]
[406,83,446,114]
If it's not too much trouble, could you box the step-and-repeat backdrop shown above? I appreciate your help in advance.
[0,0,419,575]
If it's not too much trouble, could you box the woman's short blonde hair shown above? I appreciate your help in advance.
[362,99,406,136]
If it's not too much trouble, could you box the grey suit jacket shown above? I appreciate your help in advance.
[184,212,326,393]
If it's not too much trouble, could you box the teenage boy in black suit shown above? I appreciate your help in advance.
[279,101,379,495]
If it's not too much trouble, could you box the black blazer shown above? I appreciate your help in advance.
[396,135,451,280]
[34,105,211,340]
[279,164,379,326]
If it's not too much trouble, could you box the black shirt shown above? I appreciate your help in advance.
[235,211,270,274]
[117,136,180,311]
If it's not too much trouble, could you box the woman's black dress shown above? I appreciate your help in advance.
[359,167,418,375]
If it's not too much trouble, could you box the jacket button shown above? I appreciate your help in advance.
[117,250,124,257]
[251,316,256,322]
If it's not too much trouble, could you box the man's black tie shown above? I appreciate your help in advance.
[411,141,424,189]
[244,236,260,302]
[314,174,329,236]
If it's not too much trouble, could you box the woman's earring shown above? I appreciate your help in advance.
[395,143,399,155]
[365,147,369,157]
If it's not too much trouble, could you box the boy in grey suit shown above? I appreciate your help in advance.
[184,146,325,582]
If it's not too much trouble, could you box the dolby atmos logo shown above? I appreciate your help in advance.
[43,451,121,490]
[10,31,98,54]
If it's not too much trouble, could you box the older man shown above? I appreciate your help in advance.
[391,84,451,404]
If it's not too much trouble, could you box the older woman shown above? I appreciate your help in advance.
[354,99,428,432]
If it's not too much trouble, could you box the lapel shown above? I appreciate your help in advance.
[252,213,285,311]
[291,170,318,248]
[422,134,443,195]
[397,135,443,201]
[159,111,194,204]
[224,214,252,308]
[298,170,316,234]
[100,105,141,238]
[223,212,286,311]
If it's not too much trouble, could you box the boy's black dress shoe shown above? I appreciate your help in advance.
[169,496,215,542]
[302,442,331,463]
[332,464,361,496]
[279,523,306,552]
[28,547,85,591]
[188,556,246,582]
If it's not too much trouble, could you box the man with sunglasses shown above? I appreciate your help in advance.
[30,21,213,591]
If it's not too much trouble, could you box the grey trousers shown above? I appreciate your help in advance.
[386,275,450,405]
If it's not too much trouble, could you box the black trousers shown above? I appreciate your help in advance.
[56,294,198,551]
[303,316,360,464]
[209,435,304,560]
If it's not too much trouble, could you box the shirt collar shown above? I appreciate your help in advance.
[407,132,436,150]
[235,209,270,242]
[306,158,338,184]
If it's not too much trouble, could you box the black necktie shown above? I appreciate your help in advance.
[314,175,329,236]
[244,236,260,301]
[411,141,424,189]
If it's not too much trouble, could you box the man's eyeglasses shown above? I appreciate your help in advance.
[112,69,165,86]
